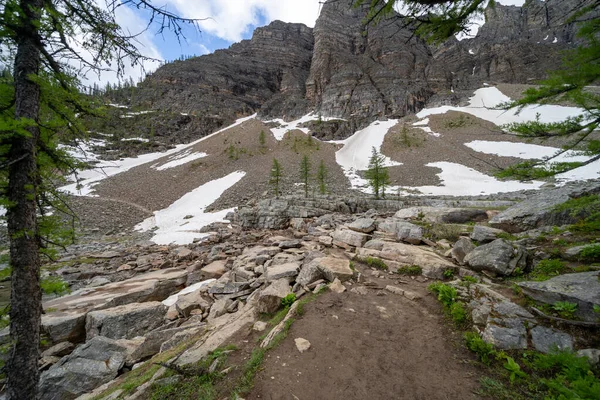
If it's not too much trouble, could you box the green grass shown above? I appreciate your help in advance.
[580,244,600,262]
[465,332,495,365]
[0,267,11,281]
[443,268,455,279]
[356,256,388,270]
[528,259,567,281]
[553,194,600,233]
[551,301,578,319]
[281,293,296,308]
[396,265,422,275]
[40,276,70,296]
[427,282,458,309]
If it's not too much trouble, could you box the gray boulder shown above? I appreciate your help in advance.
[518,271,600,322]
[266,262,300,281]
[348,218,376,233]
[377,218,423,244]
[86,302,168,340]
[39,336,127,400]
[464,239,526,276]
[331,228,370,248]
[490,180,600,232]
[470,225,505,243]
[482,318,528,350]
[531,326,573,354]
[451,237,475,265]
[257,279,292,314]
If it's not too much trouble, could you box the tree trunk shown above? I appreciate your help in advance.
[6,0,44,398]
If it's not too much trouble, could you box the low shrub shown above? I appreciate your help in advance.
[396,265,422,275]
[529,259,566,281]
[40,276,70,296]
[464,332,495,365]
[281,293,296,308]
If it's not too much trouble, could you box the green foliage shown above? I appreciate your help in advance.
[396,265,422,275]
[529,259,567,281]
[317,160,327,195]
[443,268,455,279]
[445,114,473,129]
[269,158,282,198]
[504,356,528,384]
[0,267,11,281]
[496,160,584,181]
[427,282,457,309]
[259,130,266,147]
[449,301,468,324]
[553,195,600,233]
[40,276,70,296]
[364,147,390,199]
[281,293,296,308]
[357,256,388,270]
[594,305,600,315]
[580,244,600,262]
[464,332,495,365]
[552,301,578,319]
[394,124,424,148]
[299,155,311,198]
[462,275,478,284]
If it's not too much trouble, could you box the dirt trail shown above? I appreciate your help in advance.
[249,274,484,400]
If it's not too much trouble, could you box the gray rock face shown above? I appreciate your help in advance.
[306,0,432,134]
[377,218,423,245]
[348,218,376,234]
[470,225,505,243]
[490,180,600,232]
[464,239,526,276]
[257,279,292,314]
[531,326,574,354]
[332,228,370,248]
[518,271,600,322]
[86,302,168,340]
[482,318,528,350]
[451,237,475,265]
[39,336,127,400]
[266,262,300,281]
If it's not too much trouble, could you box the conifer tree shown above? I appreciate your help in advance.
[317,160,327,195]
[270,158,283,198]
[300,155,311,198]
[259,130,266,147]
[365,147,390,199]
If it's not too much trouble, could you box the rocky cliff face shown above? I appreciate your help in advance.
[133,20,314,123]
[120,0,591,139]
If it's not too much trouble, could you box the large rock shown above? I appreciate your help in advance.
[317,257,354,282]
[464,239,526,276]
[451,237,475,265]
[394,207,488,224]
[531,326,573,354]
[377,218,423,244]
[42,268,187,343]
[348,218,376,233]
[86,302,168,340]
[257,279,292,314]
[39,336,127,400]
[201,260,228,279]
[331,228,370,248]
[482,318,528,350]
[490,180,600,232]
[358,242,455,279]
[266,262,300,281]
[470,225,505,243]
[518,271,600,322]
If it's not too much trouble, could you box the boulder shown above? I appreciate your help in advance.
[331,228,370,248]
[518,271,600,322]
[257,279,292,314]
[394,207,488,224]
[39,336,127,400]
[464,239,526,276]
[451,237,475,265]
[279,240,302,249]
[266,262,300,281]
[482,318,528,350]
[329,278,346,293]
[209,298,234,320]
[296,259,325,286]
[489,180,600,232]
[577,349,600,366]
[201,260,228,279]
[348,218,376,233]
[315,257,354,282]
[41,342,75,358]
[175,290,211,318]
[377,218,423,244]
[86,302,168,340]
[531,326,573,354]
[470,225,505,243]
[208,281,250,295]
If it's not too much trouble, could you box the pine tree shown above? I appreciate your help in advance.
[259,130,266,147]
[270,158,283,198]
[300,155,311,198]
[317,160,327,195]
[365,147,390,199]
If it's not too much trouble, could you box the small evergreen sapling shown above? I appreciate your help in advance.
[299,155,311,198]
[365,147,390,199]
[270,158,282,198]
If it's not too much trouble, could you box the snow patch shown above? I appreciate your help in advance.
[469,49,475,55]
[107,103,128,109]
[135,171,247,245]
[121,137,150,143]
[398,162,544,196]
[264,113,342,141]
[334,119,401,190]
[465,141,591,163]
[60,114,257,196]
[154,149,208,171]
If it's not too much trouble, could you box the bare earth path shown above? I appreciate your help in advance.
[248,274,485,400]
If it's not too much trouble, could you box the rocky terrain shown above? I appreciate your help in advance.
[1,179,597,399]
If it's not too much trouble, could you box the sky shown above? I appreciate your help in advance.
[91,0,526,86]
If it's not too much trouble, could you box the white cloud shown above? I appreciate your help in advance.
[162,0,323,42]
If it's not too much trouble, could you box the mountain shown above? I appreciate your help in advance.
[109,0,591,140]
